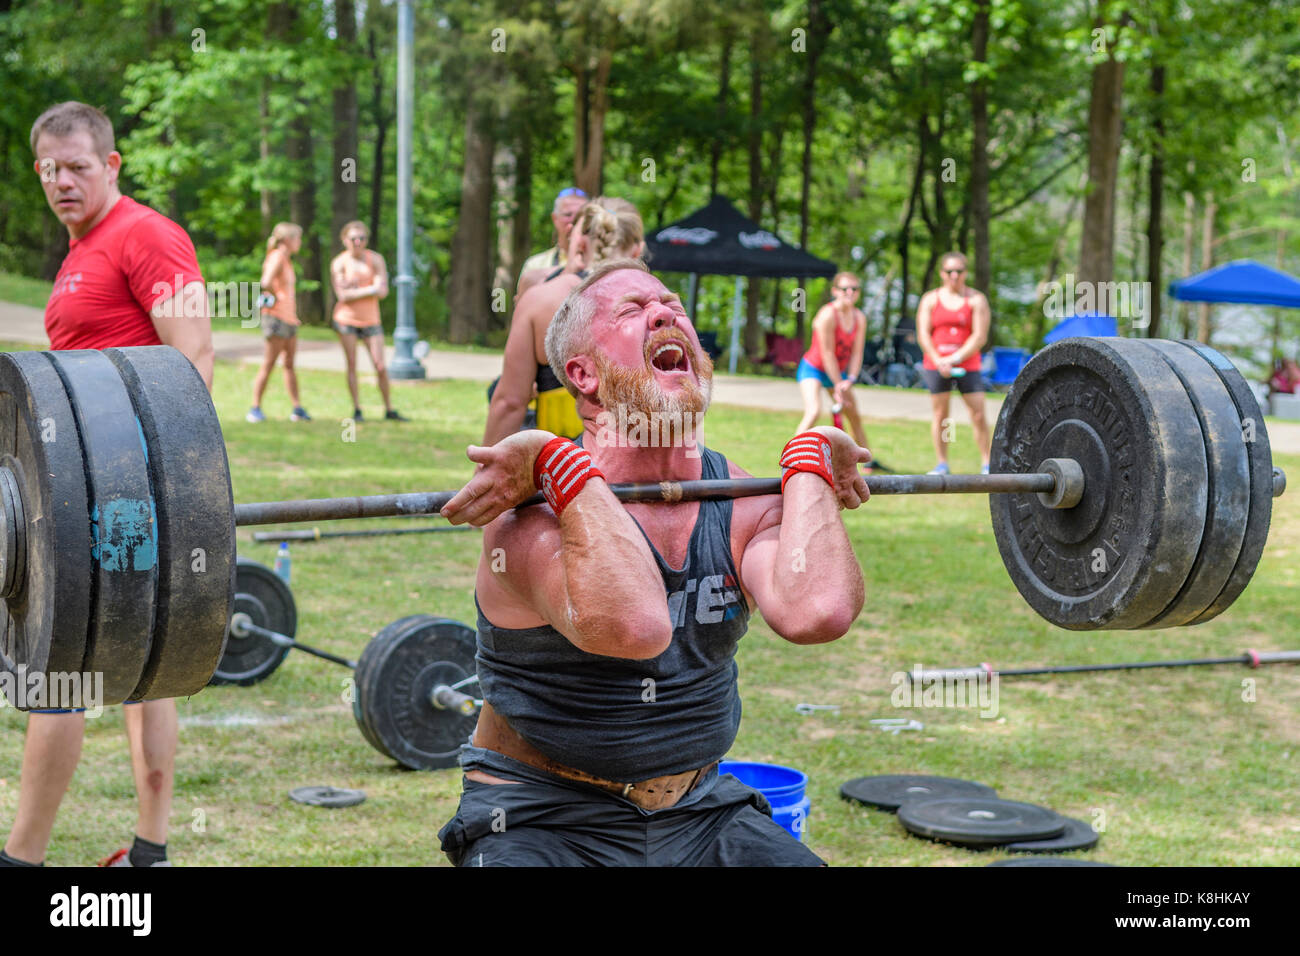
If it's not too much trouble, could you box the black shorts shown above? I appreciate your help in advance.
[333,321,383,339]
[921,368,987,394]
[438,747,825,867]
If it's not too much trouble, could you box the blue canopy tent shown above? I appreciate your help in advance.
[1044,311,1118,343]
[1169,259,1300,308]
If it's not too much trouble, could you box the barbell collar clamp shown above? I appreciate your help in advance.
[430,684,479,716]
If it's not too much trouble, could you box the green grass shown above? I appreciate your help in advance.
[0,272,53,309]
[0,337,1297,866]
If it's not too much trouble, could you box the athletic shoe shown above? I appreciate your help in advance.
[981,464,990,475]
[97,848,171,867]
[290,406,312,422]
[352,407,364,422]
[928,462,950,475]
[246,407,265,423]
[384,409,409,422]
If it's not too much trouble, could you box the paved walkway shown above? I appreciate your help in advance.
[4,299,1299,450]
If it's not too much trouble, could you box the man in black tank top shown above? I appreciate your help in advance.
[437,258,870,866]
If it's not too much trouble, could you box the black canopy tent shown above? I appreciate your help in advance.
[644,196,837,371]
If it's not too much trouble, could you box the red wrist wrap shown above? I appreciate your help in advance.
[533,438,604,515]
[780,432,834,493]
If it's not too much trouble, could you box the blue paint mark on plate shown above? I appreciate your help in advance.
[90,498,157,571]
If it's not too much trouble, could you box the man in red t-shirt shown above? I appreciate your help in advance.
[0,102,213,869]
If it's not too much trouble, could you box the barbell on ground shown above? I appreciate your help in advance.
[211,558,479,769]
[0,338,1287,708]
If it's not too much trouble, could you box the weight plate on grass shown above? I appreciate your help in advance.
[839,775,998,812]
[352,614,439,759]
[48,350,157,704]
[209,558,296,686]
[106,347,235,699]
[289,785,366,808]
[1179,341,1274,625]
[898,797,1067,848]
[0,352,92,705]
[354,617,478,770]
[989,338,1208,630]
[1139,341,1250,627]
[1004,815,1099,853]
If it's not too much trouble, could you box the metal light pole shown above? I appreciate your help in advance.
[390,0,425,379]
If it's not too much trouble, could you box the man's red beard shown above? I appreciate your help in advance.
[594,331,713,418]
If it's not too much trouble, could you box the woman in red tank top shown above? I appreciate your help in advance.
[795,271,872,470]
[915,252,991,475]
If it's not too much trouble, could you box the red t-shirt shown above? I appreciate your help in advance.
[44,196,204,351]
[923,291,982,373]
[803,310,861,373]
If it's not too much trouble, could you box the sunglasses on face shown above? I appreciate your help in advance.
[943,269,964,276]
[348,236,367,243]
[836,285,860,292]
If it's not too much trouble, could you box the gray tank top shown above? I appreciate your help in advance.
[475,446,749,781]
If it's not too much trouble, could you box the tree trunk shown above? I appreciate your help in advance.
[492,137,518,326]
[710,29,733,198]
[573,50,612,196]
[1031,178,1086,348]
[1179,189,1195,337]
[330,0,359,321]
[744,43,764,358]
[447,100,495,344]
[969,0,991,309]
[1145,63,1165,339]
[288,112,323,325]
[369,27,389,244]
[1196,191,1216,343]
[1078,35,1125,285]
[796,0,830,342]
[259,83,273,234]
[896,140,926,333]
[511,130,533,295]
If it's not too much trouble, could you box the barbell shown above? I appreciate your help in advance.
[209,558,478,769]
[0,337,1286,709]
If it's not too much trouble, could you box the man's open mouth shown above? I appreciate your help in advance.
[650,340,691,373]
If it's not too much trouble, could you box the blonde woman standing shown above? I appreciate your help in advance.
[483,197,645,445]
[248,222,311,422]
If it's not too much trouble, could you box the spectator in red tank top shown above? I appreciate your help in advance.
[1,101,210,870]
[916,252,992,475]
[795,271,873,472]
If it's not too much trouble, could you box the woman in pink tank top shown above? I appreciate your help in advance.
[795,271,873,471]
[915,252,992,475]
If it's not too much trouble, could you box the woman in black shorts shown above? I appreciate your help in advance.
[915,252,992,475]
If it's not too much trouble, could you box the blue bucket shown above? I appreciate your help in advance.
[719,760,811,842]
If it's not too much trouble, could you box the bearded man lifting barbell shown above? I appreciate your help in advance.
[1,101,213,869]
[435,259,869,866]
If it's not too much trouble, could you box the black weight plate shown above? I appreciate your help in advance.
[0,352,92,706]
[48,350,157,704]
[355,617,478,770]
[106,347,235,699]
[1004,815,1100,853]
[840,774,998,812]
[989,337,1208,629]
[898,797,1067,848]
[352,614,439,758]
[288,785,366,808]
[209,558,296,686]
[988,857,1114,867]
[1139,340,1250,627]
[1179,341,1274,625]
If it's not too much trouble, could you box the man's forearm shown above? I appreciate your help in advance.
[769,474,864,642]
[558,484,673,659]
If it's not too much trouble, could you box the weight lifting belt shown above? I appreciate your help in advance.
[474,445,749,783]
